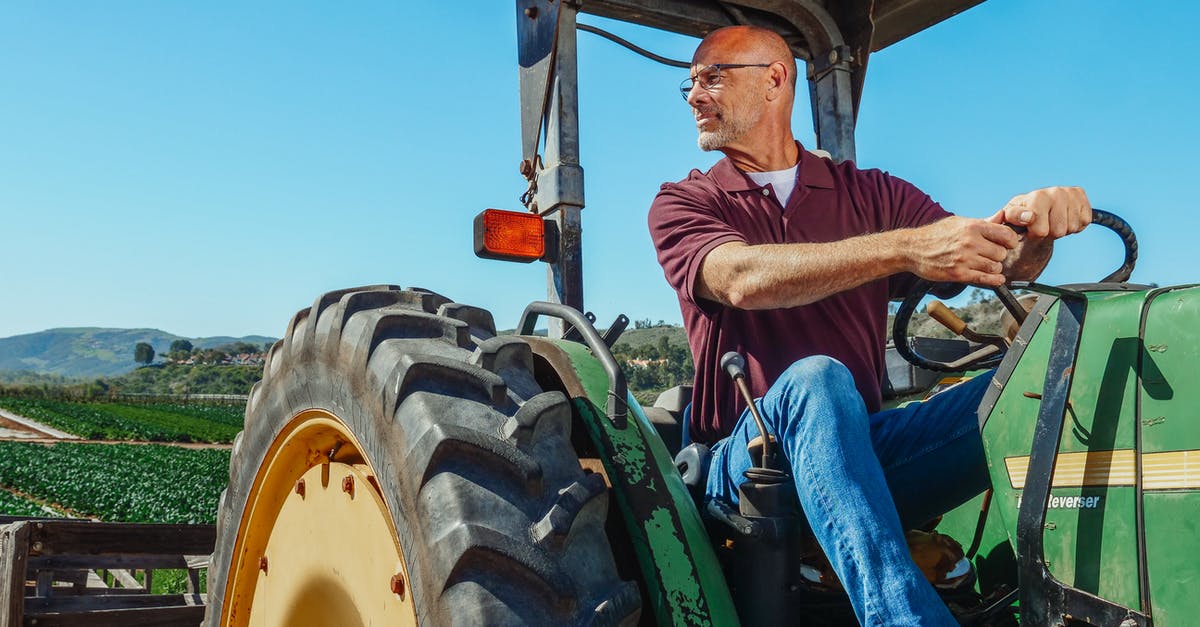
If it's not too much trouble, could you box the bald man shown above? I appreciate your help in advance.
[648,25,1091,625]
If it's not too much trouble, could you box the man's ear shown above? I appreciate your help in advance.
[765,61,788,101]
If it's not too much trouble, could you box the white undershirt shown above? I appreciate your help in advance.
[746,164,799,207]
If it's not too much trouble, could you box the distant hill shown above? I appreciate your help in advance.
[0,328,276,379]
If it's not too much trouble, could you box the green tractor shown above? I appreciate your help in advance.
[202,1,1198,625]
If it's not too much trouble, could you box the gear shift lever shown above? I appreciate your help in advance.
[721,351,773,468]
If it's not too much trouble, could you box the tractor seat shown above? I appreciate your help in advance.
[642,384,692,457]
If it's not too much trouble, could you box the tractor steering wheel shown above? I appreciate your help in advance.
[891,208,1139,372]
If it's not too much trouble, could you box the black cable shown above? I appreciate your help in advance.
[577,23,690,68]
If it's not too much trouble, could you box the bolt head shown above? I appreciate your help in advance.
[294,478,306,498]
[525,6,538,18]
[342,475,355,497]
[390,573,406,597]
[258,556,269,574]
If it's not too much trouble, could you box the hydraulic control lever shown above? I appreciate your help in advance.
[721,351,775,467]
[719,352,799,625]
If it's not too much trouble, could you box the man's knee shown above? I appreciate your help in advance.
[778,355,856,392]
[763,355,864,436]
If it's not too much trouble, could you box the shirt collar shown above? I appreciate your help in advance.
[709,142,835,192]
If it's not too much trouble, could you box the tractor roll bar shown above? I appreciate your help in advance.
[518,301,630,429]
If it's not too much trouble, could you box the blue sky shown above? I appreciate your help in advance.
[1,2,1196,340]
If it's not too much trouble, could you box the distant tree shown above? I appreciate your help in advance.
[195,348,228,365]
[170,339,194,353]
[134,342,155,365]
[263,341,274,352]
[229,341,261,355]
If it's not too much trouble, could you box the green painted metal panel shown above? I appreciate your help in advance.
[1143,493,1200,626]
[1140,285,1200,624]
[552,340,739,626]
[981,289,1147,610]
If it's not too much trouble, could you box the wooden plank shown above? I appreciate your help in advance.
[29,556,192,570]
[40,587,144,598]
[107,569,142,591]
[21,605,205,627]
[0,522,31,627]
[0,517,58,526]
[28,522,215,556]
[184,556,209,569]
[25,593,205,613]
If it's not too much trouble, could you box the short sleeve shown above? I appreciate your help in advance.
[648,180,744,310]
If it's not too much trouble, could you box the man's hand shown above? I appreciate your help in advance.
[985,186,1092,281]
[990,186,1092,239]
[906,216,1020,287]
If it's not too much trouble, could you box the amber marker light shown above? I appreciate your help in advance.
[473,208,547,263]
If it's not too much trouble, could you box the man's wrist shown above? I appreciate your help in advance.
[871,229,914,275]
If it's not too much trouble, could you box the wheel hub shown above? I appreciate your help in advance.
[222,410,416,627]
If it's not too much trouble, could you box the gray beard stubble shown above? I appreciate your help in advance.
[696,106,760,151]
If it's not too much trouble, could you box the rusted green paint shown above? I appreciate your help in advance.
[554,340,739,626]
[646,507,708,624]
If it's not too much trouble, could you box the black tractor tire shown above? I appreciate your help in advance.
[204,285,641,626]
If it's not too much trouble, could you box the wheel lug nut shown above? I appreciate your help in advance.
[390,572,405,598]
[342,475,355,498]
[294,478,306,498]
[258,556,268,574]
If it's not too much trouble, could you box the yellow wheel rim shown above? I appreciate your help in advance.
[221,409,417,627]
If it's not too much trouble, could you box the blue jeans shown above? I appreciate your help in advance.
[706,356,992,626]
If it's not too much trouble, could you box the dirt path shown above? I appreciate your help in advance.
[0,436,232,450]
[0,408,80,439]
[0,409,232,449]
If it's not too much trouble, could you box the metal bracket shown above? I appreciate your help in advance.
[806,43,853,82]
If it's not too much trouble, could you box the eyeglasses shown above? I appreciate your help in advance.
[679,63,772,101]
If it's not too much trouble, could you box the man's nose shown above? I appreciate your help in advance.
[686,84,706,108]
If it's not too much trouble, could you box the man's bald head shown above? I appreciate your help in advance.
[693,25,797,90]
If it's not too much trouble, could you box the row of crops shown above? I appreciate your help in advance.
[0,441,229,524]
[0,397,243,443]
[0,487,53,517]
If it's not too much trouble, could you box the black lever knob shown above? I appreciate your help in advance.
[721,351,746,380]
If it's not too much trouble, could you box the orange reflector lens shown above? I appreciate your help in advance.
[474,208,546,263]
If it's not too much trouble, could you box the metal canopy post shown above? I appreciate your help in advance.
[806,48,857,163]
[517,0,585,338]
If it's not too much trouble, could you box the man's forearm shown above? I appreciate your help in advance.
[696,230,911,310]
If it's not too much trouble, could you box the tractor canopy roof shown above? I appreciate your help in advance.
[579,0,985,116]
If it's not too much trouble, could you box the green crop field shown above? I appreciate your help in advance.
[0,488,54,517]
[0,397,243,442]
[0,441,229,524]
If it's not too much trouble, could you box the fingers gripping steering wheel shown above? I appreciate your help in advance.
[891,209,1139,372]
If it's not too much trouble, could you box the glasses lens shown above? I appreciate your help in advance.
[679,77,694,100]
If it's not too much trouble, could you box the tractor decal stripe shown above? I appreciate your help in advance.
[1006,449,1200,490]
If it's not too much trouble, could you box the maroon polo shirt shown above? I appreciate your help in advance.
[649,147,952,444]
